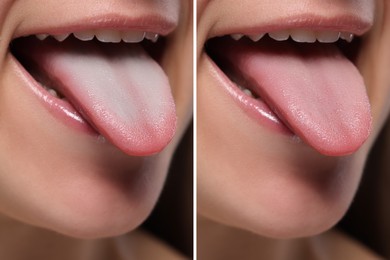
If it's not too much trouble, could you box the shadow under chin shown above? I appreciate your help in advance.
[142,123,193,257]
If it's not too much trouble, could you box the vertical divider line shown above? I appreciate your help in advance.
[193,0,198,258]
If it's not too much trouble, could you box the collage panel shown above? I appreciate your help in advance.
[0,0,192,259]
[197,0,390,259]
[1,0,390,259]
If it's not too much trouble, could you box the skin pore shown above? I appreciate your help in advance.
[198,0,390,258]
[0,0,192,259]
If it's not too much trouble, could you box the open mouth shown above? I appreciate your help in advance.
[10,28,177,156]
[205,28,372,156]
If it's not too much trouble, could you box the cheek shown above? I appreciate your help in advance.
[358,3,390,139]
[162,22,193,138]
[0,1,14,22]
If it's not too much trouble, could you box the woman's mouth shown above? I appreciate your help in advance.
[10,24,177,157]
[205,25,372,156]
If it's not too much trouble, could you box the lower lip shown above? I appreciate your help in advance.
[11,54,98,135]
[205,54,294,136]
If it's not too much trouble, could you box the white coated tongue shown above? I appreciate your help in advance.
[26,38,176,156]
[215,38,372,156]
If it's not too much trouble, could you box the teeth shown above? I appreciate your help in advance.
[248,33,265,42]
[95,30,121,43]
[316,31,341,43]
[230,30,355,43]
[42,84,59,98]
[290,29,316,43]
[47,89,59,98]
[35,30,159,43]
[53,33,70,42]
[73,30,95,41]
[145,32,159,42]
[36,34,49,40]
[231,34,244,40]
[237,85,255,98]
[268,30,290,41]
[122,31,145,43]
[242,88,254,98]
[340,32,354,42]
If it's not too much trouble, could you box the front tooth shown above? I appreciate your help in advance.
[340,32,354,42]
[268,30,290,41]
[36,34,49,40]
[122,31,145,43]
[290,29,316,43]
[316,31,340,43]
[74,30,95,41]
[95,30,121,43]
[145,32,159,42]
[231,34,243,40]
[53,33,70,42]
[248,33,265,42]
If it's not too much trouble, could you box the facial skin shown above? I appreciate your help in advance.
[198,0,390,238]
[0,0,192,238]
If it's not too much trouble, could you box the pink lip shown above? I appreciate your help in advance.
[13,14,178,39]
[205,54,293,136]
[207,13,374,39]
[11,55,97,135]
[11,0,180,40]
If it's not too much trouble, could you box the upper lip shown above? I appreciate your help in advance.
[11,0,179,40]
[13,14,177,39]
[206,14,374,40]
[204,0,375,39]
[13,14,178,40]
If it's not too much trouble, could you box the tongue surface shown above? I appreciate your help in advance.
[217,38,371,156]
[25,38,176,156]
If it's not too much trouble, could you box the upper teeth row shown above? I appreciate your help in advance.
[231,30,354,43]
[35,31,159,43]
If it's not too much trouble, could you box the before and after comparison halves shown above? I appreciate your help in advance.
[0,0,389,259]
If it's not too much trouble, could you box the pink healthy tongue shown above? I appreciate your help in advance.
[26,39,176,156]
[219,39,371,156]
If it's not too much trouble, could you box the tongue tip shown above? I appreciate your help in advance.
[119,139,173,156]
[303,116,372,157]
[100,117,177,157]
[313,139,367,157]
[105,131,175,156]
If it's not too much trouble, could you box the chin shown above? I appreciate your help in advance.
[2,152,172,239]
[45,202,152,239]
[42,179,157,239]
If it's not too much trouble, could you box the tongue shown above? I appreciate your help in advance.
[216,38,371,156]
[24,38,176,156]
